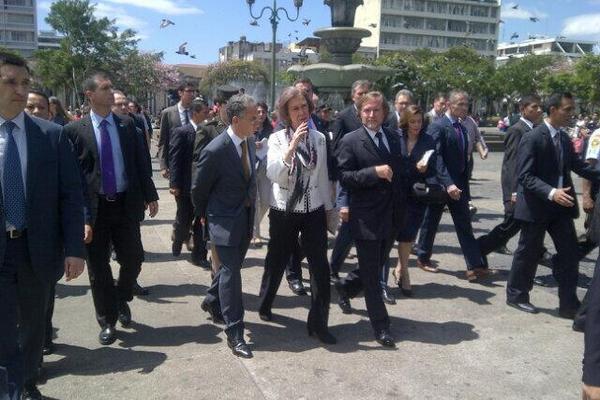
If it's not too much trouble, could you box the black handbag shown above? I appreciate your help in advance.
[412,182,448,205]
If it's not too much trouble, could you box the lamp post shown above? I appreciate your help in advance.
[246,0,303,110]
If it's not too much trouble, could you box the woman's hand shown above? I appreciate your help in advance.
[284,121,309,163]
[416,160,428,174]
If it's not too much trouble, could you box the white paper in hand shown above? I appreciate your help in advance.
[419,149,434,165]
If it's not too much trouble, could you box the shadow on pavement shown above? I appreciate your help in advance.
[55,283,90,299]
[118,322,222,348]
[406,282,496,305]
[43,343,167,379]
[136,283,209,304]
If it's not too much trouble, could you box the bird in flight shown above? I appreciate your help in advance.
[190,55,197,59]
[176,42,189,56]
[511,4,519,9]
[160,18,174,28]
[250,20,259,26]
[530,17,539,22]
[510,32,519,40]
[302,18,310,26]
[369,23,377,28]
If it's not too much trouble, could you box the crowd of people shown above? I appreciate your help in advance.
[2,49,600,400]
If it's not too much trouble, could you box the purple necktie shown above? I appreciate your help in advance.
[100,119,117,196]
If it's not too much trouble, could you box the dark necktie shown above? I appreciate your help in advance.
[241,140,250,181]
[99,120,117,196]
[184,109,190,125]
[554,132,564,186]
[452,121,465,170]
[375,131,390,157]
[3,121,26,230]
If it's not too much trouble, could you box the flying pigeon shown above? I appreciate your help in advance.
[250,20,259,26]
[499,19,505,24]
[302,18,310,26]
[190,55,196,59]
[511,4,519,9]
[369,23,377,28]
[510,32,519,40]
[530,17,539,22]
[528,34,537,39]
[160,18,175,28]
[176,42,189,56]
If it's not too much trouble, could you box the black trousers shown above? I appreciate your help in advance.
[204,207,251,341]
[259,208,331,333]
[87,196,144,327]
[477,210,521,256]
[339,238,391,333]
[173,194,207,261]
[285,239,303,282]
[0,234,51,398]
[507,217,580,309]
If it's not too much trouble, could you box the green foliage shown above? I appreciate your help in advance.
[573,54,600,109]
[199,60,269,94]
[493,55,556,100]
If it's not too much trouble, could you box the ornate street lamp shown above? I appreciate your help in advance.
[246,0,303,110]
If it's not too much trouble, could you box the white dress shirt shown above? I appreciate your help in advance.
[177,102,190,126]
[364,125,390,152]
[545,120,564,200]
[90,110,128,193]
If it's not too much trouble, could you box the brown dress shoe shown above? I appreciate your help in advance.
[417,259,438,273]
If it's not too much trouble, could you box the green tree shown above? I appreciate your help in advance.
[493,55,556,100]
[199,60,268,96]
[573,54,600,110]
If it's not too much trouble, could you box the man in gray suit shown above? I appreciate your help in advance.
[192,94,257,358]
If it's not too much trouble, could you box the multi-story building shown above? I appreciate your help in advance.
[354,0,501,57]
[219,36,319,70]
[496,36,597,64]
[37,30,62,50]
[0,0,37,57]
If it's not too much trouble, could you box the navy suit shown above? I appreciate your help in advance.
[508,123,600,309]
[192,130,256,341]
[0,114,84,397]
[336,126,405,333]
[415,115,485,270]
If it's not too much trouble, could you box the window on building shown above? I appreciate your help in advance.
[404,16,424,29]
[426,1,447,14]
[448,20,467,32]
[6,14,34,24]
[471,5,489,17]
[5,0,33,6]
[425,18,446,31]
[9,30,34,42]
[490,8,497,17]
[449,4,466,15]
[469,22,488,34]
[424,35,443,48]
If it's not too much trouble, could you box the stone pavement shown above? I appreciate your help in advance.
[39,152,595,400]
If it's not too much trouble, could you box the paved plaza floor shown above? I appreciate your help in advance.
[39,151,594,399]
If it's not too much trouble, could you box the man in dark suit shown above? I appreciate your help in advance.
[328,80,373,288]
[507,92,600,317]
[169,98,213,268]
[583,225,600,399]
[385,89,413,130]
[192,94,257,358]
[0,52,85,400]
[335,91,404,348]
[66,72,159,346]
[414,90,487,281]
[477,95,543,258]
[157,81,197,179]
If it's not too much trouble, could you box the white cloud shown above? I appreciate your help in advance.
[38,1,52,11]
[94,2,147,31]
[102,0,202,15]
[562,13,600,37]
[501,2,548,20]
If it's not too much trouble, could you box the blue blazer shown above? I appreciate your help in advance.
[192,130,257,246]
[426,115,469,192]
[0,114,85,282]
[400,131,438,189]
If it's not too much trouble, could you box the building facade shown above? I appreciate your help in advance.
[354,0,500,57]
[496,37,596,64]
[0,0,37,57]
[219,36,319,70]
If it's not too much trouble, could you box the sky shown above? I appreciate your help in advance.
[36,0,600,65]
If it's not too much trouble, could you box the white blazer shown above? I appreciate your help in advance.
[266,128,333,213]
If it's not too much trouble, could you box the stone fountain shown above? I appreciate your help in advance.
[288,0,392,109]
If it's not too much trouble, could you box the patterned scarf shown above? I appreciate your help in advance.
[285,127,318,212]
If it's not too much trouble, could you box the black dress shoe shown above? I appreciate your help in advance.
[21,384,42,400]
[118,302,132,327]
[506,300,539,314]
[172,241,183,257]
[227,339,253,358]
[99,325,117,345]
[375,330,395,348]
[258,310,272,321]
[191,258,211,270]
[538,251,554,268]
[132,281,149,296]
[558,307,578,320]
[330,273,340,285]
[308,327,337,344]
[533,274,557,287]
[288,280,308,296]
[381,287,396,305]
[334,281,352,314]
[42,341,55,356]
[201,299,225,324]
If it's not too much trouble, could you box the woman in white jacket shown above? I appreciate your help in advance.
[257,86,336,345]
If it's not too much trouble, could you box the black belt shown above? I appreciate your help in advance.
[99,192,126,202]
[7,229,26,239]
